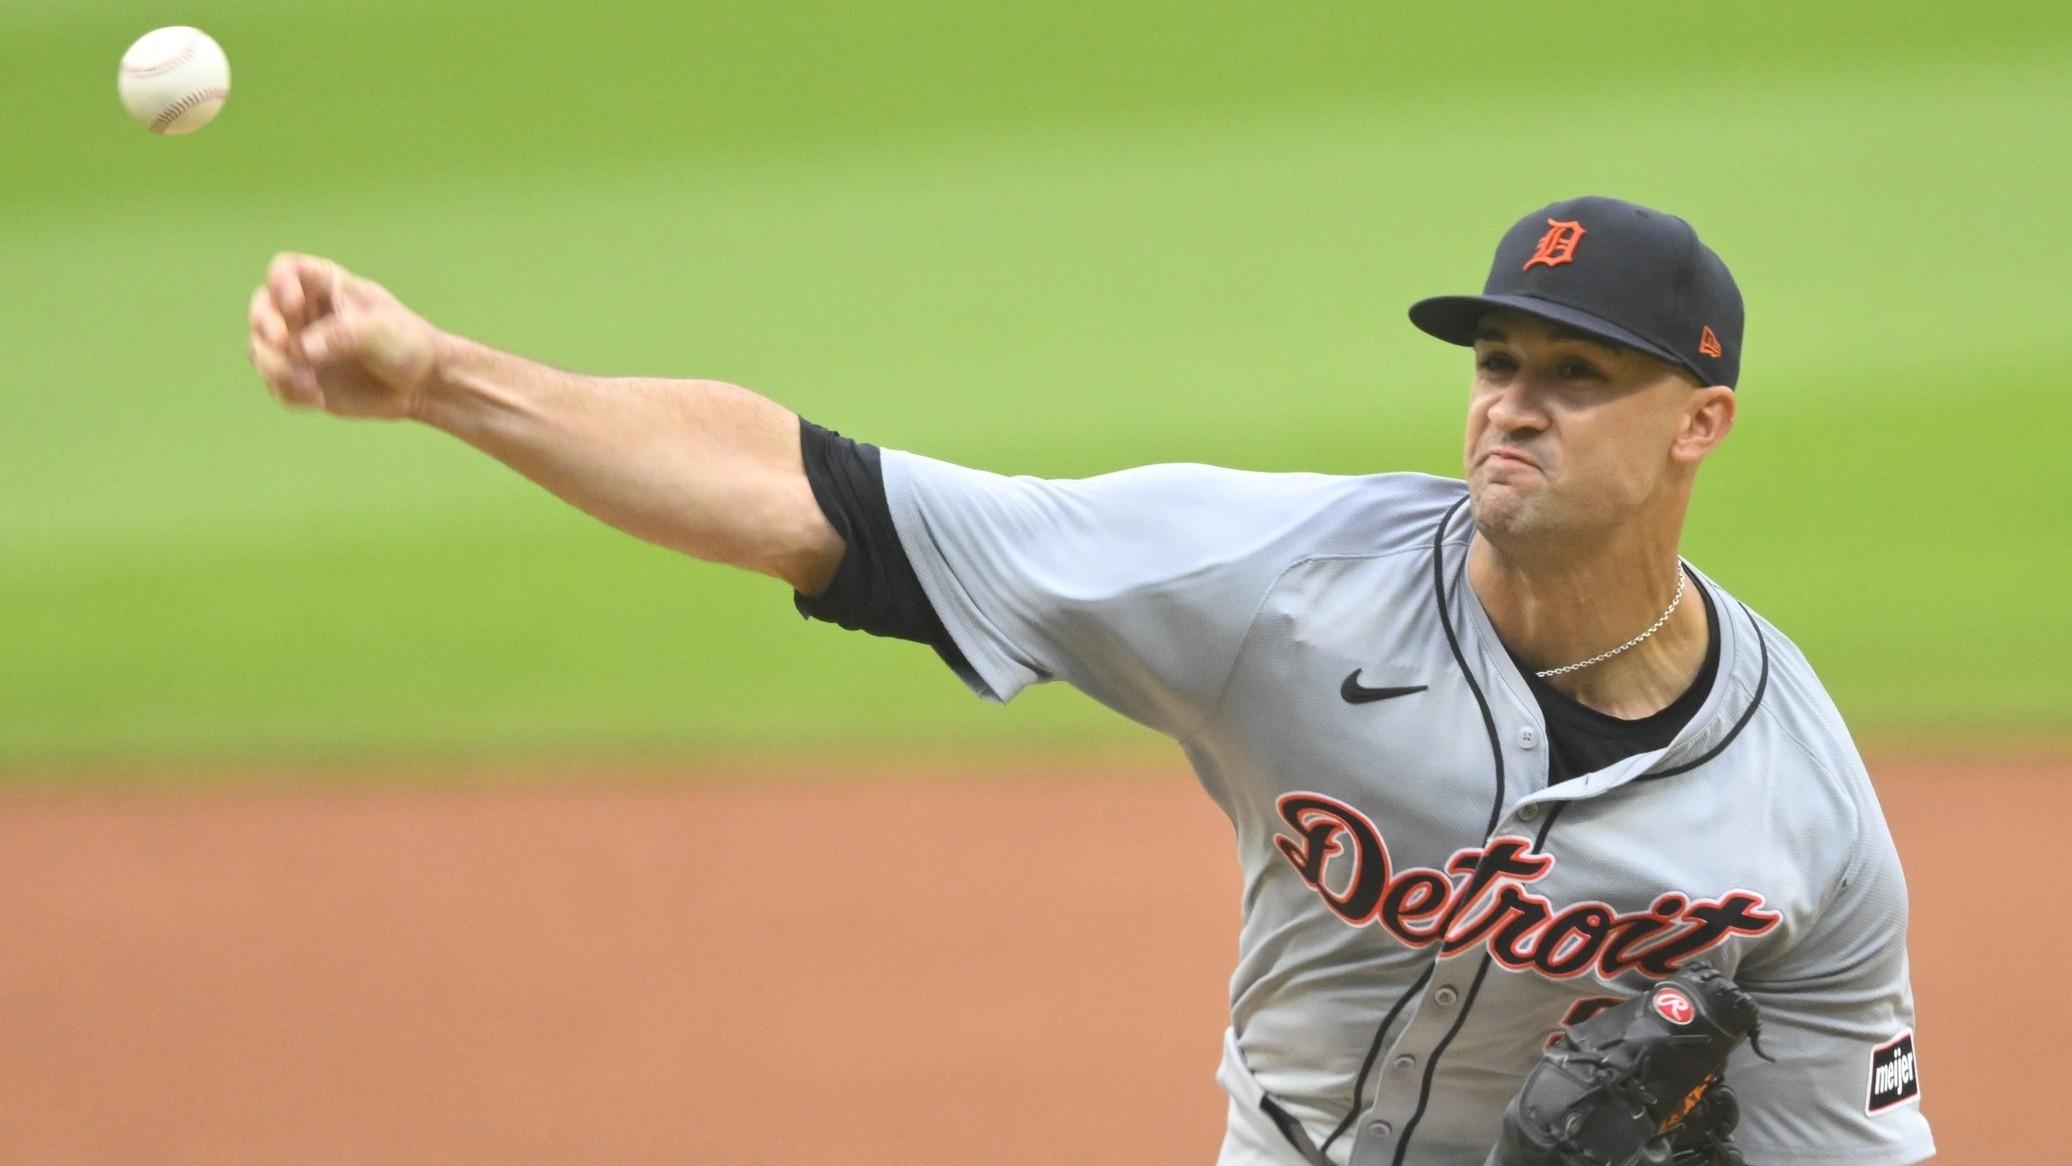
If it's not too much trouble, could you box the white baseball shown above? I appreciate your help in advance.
[118,27,232,136]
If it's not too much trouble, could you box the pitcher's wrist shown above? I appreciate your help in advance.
[413,333,536,438]
[412,331,477,429]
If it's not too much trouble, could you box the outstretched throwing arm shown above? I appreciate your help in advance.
[245,253,844,594]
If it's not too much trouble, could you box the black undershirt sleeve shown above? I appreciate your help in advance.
[791,419,975,682]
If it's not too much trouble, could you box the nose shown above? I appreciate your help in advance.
[1483,376,1550,436]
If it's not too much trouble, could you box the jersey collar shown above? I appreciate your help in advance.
[1438,503,1771,800]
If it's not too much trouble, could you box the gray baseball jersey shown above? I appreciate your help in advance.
[879,452,1933,1166]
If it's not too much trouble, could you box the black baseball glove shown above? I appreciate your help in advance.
[1490,962,1766,1166]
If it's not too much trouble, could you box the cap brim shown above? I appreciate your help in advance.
[1407,294,1694,379]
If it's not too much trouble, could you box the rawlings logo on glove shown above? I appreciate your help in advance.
[1492,962,1767,1166]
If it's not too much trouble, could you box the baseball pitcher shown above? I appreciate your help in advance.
[246,196,1934,1165]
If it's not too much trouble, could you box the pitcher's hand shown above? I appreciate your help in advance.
[247,253,439,420]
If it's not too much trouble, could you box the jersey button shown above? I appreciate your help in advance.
[1367,1120,1393,1139]
[1432,985,1459,1006]
[1391,1054,1417,1072]
[1518,803,1542,821]
[1518,726,1540,749]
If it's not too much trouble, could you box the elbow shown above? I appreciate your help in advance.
[765,523,845,596]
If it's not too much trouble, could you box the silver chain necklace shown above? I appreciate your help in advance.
[1534,567,1686,679]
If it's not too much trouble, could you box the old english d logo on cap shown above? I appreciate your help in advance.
[1522,219,1587,270]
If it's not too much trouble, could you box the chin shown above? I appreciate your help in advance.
[1469,481,1559,541]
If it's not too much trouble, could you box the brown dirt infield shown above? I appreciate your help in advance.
[0,752,2060,1164]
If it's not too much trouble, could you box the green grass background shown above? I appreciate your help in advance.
[3,0,2068,773]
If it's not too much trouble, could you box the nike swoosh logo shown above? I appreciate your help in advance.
[1340,671,1429,704]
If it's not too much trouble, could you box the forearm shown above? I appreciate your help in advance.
[415,334,842,592]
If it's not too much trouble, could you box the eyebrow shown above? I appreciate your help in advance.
[1473,322,1625,355]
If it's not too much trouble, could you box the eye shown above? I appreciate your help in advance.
[1557,359,1602,380]
[1476,353,1517,374]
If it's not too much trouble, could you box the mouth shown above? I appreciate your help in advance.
[1479,447,1539,470]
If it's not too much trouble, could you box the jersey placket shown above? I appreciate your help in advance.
[1346,715,1557,1166]
[1329,515,1560,1164]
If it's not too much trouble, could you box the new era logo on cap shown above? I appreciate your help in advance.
[1699,326,1723,358]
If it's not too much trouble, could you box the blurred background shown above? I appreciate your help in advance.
[3,3,2069,1164]
[3,0,2067,773]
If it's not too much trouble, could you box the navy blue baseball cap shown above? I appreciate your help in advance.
[1408,196,1744,389]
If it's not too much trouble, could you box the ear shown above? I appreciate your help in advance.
[1670,386,1736,464]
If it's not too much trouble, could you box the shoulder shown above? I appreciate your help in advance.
[1735,601,1872,795]
[1075,463,1464,552]
[1709,587,1894,884]
[885,451,1465,556]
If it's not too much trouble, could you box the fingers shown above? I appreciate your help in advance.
[248,283,317,407]
[248,285,288,351]
[300,310,354,367]
[253,253,348,410]
[263,252,340,333]
[264,254,308,332]
[248,334,322,409]
[295,256,339,324]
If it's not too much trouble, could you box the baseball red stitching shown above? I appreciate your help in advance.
[122,31,202,79]
[150,87,228,134]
